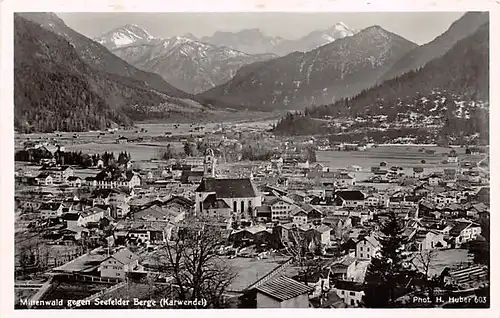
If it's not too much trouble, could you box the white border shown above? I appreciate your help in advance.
[0,1,498,318]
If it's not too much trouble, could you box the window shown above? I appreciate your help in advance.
[341,290,344,295]
[350,299,355,306]
[349,292,356,296]
[233,201,237,212]
[199,202,203,212]
[241,201,245,212]
[360,247,363,251]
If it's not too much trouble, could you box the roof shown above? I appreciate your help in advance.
[196,178,257,198]
[62,213,81,221]
[203,194,230,209]
[336,191,365,201]
[358,235,380,247]
[313,225,332,233]
[36,172,52,179]
[66,176,81,181]
[334,280,364,292]
[449,222,472,236]
[255,276,313,301]
[110,248,139,264]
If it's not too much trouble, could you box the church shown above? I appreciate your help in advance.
[194,149,262,219]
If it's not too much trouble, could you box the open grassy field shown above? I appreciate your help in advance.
[317,146,484,172]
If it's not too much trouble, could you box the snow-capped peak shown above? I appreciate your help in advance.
[96,24,156,49]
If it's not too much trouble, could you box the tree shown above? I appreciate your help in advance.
[163,219,237,308]
[412,249,439,302]
[362,212,405,308]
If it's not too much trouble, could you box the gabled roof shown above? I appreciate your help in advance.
[334,280,364,292]
[196,178,257,198]
[61,213,82,221]
[336,191,365,201]
[203,194,230,209]
[449,222,471,236]
[255,276,314,301]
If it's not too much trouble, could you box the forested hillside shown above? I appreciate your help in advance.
[273,23,489,144]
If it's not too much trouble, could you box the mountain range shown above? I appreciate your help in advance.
[94,23,356,94]
[14,12,490,134]
[199,26,418,110]
[108,32,277,94]
[14,14,209,133]
[17,13,189,98]
[198,23,357,56]
[273,22,489,140]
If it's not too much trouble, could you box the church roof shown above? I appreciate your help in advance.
[196,178,257,198]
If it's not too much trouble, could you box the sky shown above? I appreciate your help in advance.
[57,12,467,45]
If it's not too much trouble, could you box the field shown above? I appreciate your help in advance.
[409,249,473,277]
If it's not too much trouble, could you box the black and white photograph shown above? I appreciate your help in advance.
[3,0,493,312]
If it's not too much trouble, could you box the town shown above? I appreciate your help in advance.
[14,122,490,309]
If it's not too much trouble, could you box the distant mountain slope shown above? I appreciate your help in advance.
[95,24,157,49]
[380,11,489,82]
[17,12,189,98]
[14,15,206,133]
[111,36,277,94]
[199,26,417,111]
[273,23,489,141]
[199,23,356,56]
[200,29,285,55]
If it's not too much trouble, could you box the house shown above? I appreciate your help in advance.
[134,204,186,223]
[116,136,128,144]
[229,226,272,247]
[447,150,458,163]
[268,196,299,222]
[413,230,448,251]
[35,173,54,186]
[195,178,261,218]
[413,167,425,178]
[355,235,380,260]
[255,206,272,222]
[66,176,82,187]
[332,280,364,307]
[291,208,308,225]
[180,170,204,184]
[61,212,84,228]
[308,225,332,247]
[335,191,365,209]
[80,206,108,226]
[427,174,441,187]
[254,276,314,308]
[449,221,482,247]
[39,202,64,218]
[40,165,74,183]
[99,248,140,279]
[330,255,357,281]
[336,173,356,188]
[114,220,174,244]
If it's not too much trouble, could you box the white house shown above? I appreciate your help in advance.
[355,235,380,260]
[336,173,356,188]
[449,221,482,247]
[414,230,448,250]
[99,248,140,279]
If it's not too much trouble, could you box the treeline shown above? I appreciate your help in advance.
[15,148,132,168]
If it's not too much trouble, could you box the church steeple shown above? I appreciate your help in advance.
[204,148,216,178]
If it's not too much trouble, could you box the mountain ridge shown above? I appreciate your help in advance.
[198,25,417,111]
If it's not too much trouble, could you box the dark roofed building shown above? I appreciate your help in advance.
[254,276,314,308]
[195,178,262,217]
[196,178,258,198]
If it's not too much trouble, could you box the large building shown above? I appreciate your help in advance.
[195,178,262,218]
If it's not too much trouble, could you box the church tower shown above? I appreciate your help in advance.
[204,148,216,178]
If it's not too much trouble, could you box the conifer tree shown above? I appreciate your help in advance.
[362,212,405,308]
